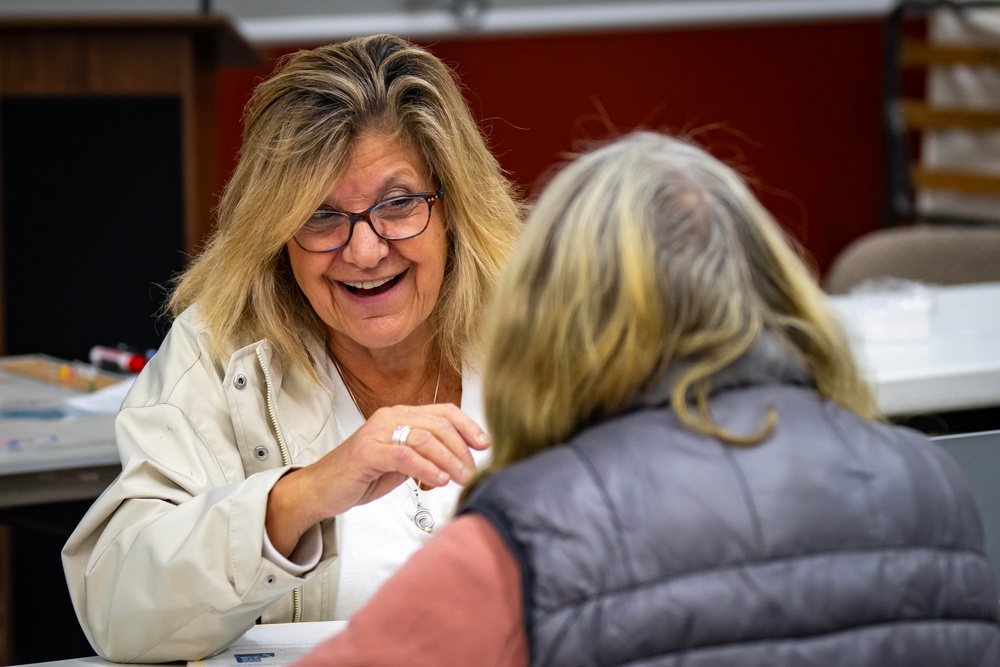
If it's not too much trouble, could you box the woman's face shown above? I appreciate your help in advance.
[287,132,448,355]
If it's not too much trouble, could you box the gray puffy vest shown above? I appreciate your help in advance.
[462,340,1000,665]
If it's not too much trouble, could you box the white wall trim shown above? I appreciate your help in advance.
[237,1,896,47]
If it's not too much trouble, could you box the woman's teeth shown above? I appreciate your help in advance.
[344,276,392,290]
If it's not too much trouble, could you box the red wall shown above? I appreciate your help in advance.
[217,18,886,275]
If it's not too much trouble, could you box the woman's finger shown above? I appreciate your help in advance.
[373,404,487,484]
[302,402,490,516]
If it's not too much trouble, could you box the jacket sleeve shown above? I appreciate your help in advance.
[292,514,527,667]
[62,400,338,663]
[61,321,340,663]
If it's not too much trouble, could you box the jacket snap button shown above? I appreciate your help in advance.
[233,374,247,389]
[254,446,269,460]
[265,574,276,585]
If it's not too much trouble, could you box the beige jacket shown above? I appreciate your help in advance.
[62,307,342,663]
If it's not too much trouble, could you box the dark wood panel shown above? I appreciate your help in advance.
[0,35,89,95]
[0,31,187,95]
[87,32,189,94]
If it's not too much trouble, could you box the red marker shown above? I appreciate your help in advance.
[89,346,147,373]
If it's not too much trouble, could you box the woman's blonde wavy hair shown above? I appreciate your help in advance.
[473,131,876,486]
[168,34,521,375]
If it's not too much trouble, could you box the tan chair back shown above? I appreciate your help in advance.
[824,225,1000,294]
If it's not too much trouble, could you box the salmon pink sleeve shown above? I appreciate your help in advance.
[292,513,528,666]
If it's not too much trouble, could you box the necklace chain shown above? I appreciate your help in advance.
[332,356,441,416]
[331,355,441,534]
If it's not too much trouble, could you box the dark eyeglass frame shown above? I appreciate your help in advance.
[293,187,444,253]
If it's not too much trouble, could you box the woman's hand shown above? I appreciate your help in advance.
[265,403,490,557]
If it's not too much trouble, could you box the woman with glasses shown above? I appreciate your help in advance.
[62,34,521,662]
[292,130,1000,665]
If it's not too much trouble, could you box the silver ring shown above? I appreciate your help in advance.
[392,424,412,447]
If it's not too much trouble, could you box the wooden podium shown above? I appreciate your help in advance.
[0,16,263,362]
[0,17,262,665]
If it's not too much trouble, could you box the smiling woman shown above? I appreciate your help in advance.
[288,132,452,368]
[60,34,522,663]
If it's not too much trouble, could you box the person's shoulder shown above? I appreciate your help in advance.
[121,305,222,409]
[172,303,206,331]
[854,419,988,538]
[854,416,945,465]
[824,407,957,483]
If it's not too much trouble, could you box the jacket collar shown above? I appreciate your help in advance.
[632,331,813,410]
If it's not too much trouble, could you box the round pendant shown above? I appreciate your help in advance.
[413,507,435,533]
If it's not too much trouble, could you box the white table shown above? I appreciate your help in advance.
[0,356,123,507]
[828,282,1000,417]
[17,620,346,667]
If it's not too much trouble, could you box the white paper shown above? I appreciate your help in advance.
[188,622,346,667]
[63,376,136,413]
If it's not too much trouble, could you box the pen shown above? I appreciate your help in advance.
[89,346,147,373]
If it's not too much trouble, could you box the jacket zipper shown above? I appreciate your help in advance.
[255,347,303,624]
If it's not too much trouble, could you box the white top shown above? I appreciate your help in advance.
[828,281,1000,416]
[327,360,489,619]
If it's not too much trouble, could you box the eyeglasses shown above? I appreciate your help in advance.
[293,187,444,253]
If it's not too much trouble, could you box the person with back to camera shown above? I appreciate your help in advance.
[60,33,521,662]
[291,130,1000,666]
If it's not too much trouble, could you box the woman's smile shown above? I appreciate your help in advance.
[340,269,406,297]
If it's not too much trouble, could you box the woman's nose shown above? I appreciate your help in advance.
[340,220,388,267]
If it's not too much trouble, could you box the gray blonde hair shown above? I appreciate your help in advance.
[169,34,522,374]
[478,130,876,474]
